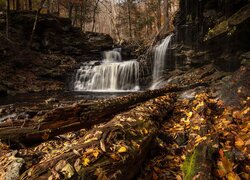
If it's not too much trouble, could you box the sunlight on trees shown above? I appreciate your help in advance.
[0,0,180,43]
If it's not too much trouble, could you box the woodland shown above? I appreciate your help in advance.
[0,0,249,179]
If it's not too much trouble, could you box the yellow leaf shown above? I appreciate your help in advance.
[235,137,244,149]
[82,157,90,166]
[143,128,148,135]
[194,101,204,111]
[186,111,193,118]
[118,146,127,153]
[194,135,207,143]
[93,151,99,158]
[192,126,200,131]
[227,172,241,180]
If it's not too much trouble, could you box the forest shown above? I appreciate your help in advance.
[0,0,249,179]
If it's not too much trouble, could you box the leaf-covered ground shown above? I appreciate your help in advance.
[0,64,249,179]
[139,93,249,180]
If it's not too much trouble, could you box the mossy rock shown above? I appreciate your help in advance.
[205,3,250,40]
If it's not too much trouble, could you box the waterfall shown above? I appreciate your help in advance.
[74,49,140,91]
[150,34,173,89]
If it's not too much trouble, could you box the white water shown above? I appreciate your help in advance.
[151,34,173,89]
[74,49,140,91]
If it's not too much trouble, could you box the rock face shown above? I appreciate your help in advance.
[0,12,114,95]
[174,0,250,71]
[139,0,250,87]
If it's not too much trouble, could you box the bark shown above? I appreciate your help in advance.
[6,0,10,39]
[16,0,20,10]
[28,0,46,47]
[16,94,175,179]
[68,3,73,20]
[111,0,121,42]
[0,83,207,145]
[163,0,169,33]
[92,0,100,32]
[127,0,132,39]
[28,0,32,10]
[47,0,50,13]
[73,6,78,27]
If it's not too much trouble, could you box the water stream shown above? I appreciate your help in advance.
[74,49,140,91]
[150,34,173,89]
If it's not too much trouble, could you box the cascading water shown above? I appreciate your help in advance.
[74,49,140,91]
[150,34,173,89]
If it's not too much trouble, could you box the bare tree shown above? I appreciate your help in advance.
[127,0,132,39]
[163,0,169,33]
[6,0,10,38]
[91,0,100,32]
[28,0,46,47]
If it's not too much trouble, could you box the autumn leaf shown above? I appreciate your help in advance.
[82,157,90,166]
[93,150,99,158]
[110,153,120,161]
[227,172,241,180]
[42,132,49,140]
[235,137,245,149]
[185,111,193,118]
[118,146,127,153]
[192,126,200,131]
[61,163,74,178]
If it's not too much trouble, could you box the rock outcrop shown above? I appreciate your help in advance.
[0,12,114,95]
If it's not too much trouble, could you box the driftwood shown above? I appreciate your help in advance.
[0,94,175,179]
[0,83,206,144]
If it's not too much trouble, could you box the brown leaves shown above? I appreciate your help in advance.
[235,136,245,150]
[216,150,240,180]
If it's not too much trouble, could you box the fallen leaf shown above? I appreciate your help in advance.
[118,146,127,153]
[61,163,74,178]
[192,126,200,131]
[227,172,241,180]
[93,150,99,158]
[100,141,106,152]
[110,153,120,161]
[82,157,90,166]
[235,137,245,149]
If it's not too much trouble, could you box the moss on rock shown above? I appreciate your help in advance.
[205,3,250,40]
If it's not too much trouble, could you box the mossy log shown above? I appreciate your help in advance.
[182,142,214,180]
[1,94,175,179]
[0,83,205,144]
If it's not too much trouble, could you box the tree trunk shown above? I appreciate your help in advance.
[28,0,46,47]
[80,4,83,30]
[28,0,32,10]
[92,0,100,32]
[6,0,10,39]
[127,0,132,39]
[10,95,175,179]
[73,6,78,27]
[111,0,121,42]
[57,0,60,15]
[0,83,207,145]
[16,0,20,10]
[68,3,73,20]
[163,0,169,33]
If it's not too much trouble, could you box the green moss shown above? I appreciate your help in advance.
[181,149,199,180]
[205,3,250,41]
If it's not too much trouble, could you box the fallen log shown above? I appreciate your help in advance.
[0,83,206,144]
[0,94,175,179]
